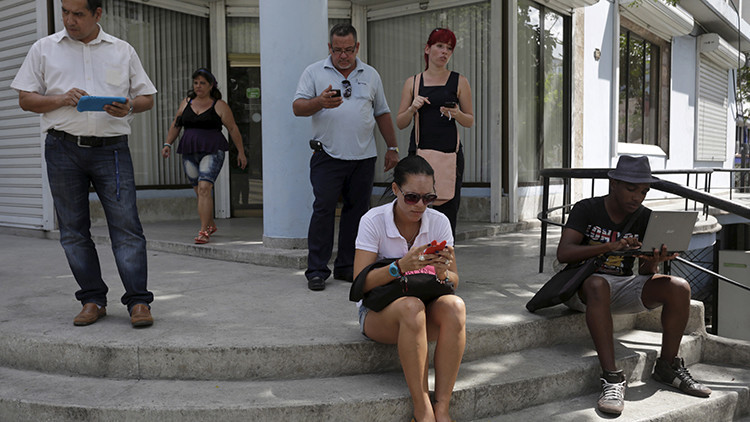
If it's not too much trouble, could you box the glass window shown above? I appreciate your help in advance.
[368,3,491,184]
[619,29,660,145]
[517,0,569,184]
[224,17,348,214]
[101,0,210,186]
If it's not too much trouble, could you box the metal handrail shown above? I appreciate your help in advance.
[538,167,750,273]
[711,168,750,200]
[538,167,750,302]
[673,256,750,293]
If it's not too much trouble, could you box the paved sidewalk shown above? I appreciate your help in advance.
[0,218,563,350]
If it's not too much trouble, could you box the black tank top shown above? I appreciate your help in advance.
[180,99,222,131]
[409,71,459,153]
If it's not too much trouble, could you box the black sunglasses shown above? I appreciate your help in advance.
[342,80,352,98]
[398,186,437,206]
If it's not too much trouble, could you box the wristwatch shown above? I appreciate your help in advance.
[387,146,399,153]
[389,261,401,278]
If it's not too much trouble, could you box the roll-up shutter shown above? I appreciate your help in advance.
[0,0,50,229]
[542,0,599,16]
[699,33,745,71]
[696,56,729,161]
[619,0,693,41]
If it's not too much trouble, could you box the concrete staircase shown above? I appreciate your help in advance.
[1,225,749,421]
[1,300,748,421]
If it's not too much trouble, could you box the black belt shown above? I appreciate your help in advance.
[48,129,127,147]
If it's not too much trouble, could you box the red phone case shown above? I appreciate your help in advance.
[423,240,447,254]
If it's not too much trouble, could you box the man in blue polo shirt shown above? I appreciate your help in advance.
[293,23,399,291]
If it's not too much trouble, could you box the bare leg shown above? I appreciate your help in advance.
[642,275,691,361]
[579,276,617,372]
[426,295,466,422]
[195,180,215,232]
[364,297,435,422]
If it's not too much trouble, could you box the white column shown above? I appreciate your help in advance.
[490,0,504,223]
[259,0,328,248]
[210,0,230,219]
[506,0,519,223]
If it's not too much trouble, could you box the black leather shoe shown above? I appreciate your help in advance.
[333,271,354,283]
[308,276,325,291]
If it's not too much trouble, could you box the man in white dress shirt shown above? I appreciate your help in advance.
[12,0,156,327]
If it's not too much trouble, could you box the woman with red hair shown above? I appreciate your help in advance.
[396,28,474,236]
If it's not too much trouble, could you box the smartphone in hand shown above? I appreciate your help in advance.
[423,240,447,255]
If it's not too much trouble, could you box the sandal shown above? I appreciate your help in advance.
[194,230,210,244]
[206,225,217,236]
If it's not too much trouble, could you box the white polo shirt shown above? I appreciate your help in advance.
[294,57,390,160]
[355,200,454,310]
[11,25,157,137]
[356,200,454,260]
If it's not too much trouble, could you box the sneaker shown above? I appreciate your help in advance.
[597,370,626,415]
[652,357,712,397]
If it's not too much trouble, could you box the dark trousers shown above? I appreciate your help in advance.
[306,151,376,281]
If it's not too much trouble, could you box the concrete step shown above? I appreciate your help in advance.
[0,330,705,422]
[92,232,309,270]
[0,309,638,381]
[2,297,707,382]
[0,295,708,382]
[477,362,750,421]
[80,218,539,270]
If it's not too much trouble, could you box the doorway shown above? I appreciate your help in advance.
[227,66,263,216]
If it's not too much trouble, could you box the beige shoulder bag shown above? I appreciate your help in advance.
[413,72,459,206]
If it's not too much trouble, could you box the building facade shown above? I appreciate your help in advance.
[1,0,748,245]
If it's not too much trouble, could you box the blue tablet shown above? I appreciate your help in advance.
[76,96,127,112]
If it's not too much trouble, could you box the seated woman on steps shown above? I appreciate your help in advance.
[351,155,465,422]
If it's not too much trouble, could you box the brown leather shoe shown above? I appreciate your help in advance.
[73,303,106,326]
[130,304,153,327]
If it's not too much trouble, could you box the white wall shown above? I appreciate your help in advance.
[582,2,615,168]
[579,1,615,199]
[579,3,737,201]
[668,35,697,170]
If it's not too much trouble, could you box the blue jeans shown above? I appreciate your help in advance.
[181,150,225,186]
[306,151,376,281]
[44,133,153,310]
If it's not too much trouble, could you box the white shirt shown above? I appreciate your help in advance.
[356,200,454,260]
[11,25,157,137]
[294,57,390,160]
[354,200,454,309]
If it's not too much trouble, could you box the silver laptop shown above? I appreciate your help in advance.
[614,210,698,256]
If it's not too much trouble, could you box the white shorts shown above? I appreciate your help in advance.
[564,273,657,314]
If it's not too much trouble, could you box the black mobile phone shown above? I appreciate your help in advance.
[330,89,341,98]
[444,101,456,108]
[309,140,323,151]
